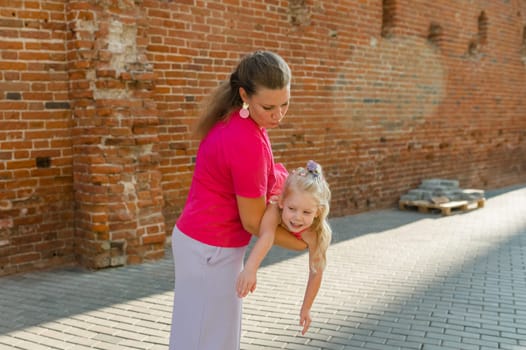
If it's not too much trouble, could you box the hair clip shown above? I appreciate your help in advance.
[306,160,320,177]
[293,160,321,178]
[293,160,320,178]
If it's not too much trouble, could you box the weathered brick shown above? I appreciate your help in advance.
[1,0,525,276]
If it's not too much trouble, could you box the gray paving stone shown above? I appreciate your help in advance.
[421,344,458,350]
[341,340,367,349]
[307,339,345,349]
[0,184,524,349]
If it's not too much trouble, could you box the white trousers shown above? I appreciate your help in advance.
[169,226,247,350]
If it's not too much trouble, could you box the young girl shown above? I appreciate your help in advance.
[236,160,332,335]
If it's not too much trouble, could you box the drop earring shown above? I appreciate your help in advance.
[240,102,250,118]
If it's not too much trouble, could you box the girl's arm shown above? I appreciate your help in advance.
[299,230,323,335]
[299,269,323,335]
[236,195,307,251]
[236,201,280,298]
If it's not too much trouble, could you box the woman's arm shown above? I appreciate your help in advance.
[236,195,307,251]
[236,202,280,298]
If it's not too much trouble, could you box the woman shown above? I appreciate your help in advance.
[169,51,307,350]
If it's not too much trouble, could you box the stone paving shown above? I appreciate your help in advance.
[0,184,525,350]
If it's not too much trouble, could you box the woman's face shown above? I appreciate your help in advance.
[241,86,290,129]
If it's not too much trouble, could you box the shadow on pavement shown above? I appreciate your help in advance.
[305,183,526,349]
[0,183,524,347]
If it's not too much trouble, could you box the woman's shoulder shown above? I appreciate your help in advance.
[223,114,266,146]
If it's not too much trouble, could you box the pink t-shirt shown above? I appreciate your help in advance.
[269,162,288,198]
[176,109,279,247]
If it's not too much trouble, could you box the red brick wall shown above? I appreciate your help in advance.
[1,0,525,276]
[0,0,75,275]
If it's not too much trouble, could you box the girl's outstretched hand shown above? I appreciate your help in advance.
[299,307,312,335]
[236,268,257,298]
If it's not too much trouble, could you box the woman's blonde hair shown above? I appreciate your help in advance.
[282,160,332,272]
[194,50,291,139]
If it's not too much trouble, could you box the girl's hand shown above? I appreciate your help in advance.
[299,307,312,335]
[236,268,257,298]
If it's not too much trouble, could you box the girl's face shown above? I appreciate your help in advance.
[240,86,290,129]
[279,189,318,233]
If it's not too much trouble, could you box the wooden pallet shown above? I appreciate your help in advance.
[399,198,485,216]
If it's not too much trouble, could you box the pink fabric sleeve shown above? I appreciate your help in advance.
[229,133,269,198]
[269,162,288,198]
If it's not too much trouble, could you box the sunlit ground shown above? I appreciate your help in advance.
[1,184,525,350]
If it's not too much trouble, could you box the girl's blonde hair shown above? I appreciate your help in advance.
[282,160,332,272]
[194,50,291,139]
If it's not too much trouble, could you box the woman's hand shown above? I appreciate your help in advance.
[301,228,317,248]
[237,195,307,250]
